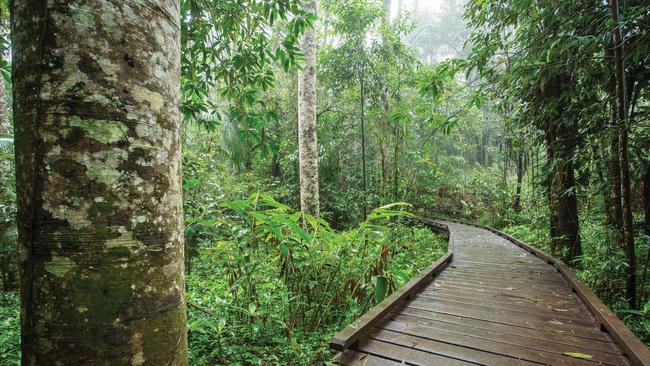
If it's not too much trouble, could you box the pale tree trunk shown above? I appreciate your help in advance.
[360,66,368,220]
[393,122,399,200]
[380,0,390,200]
[13,1,188,364]
[298,0,320,217]
[0,76,7,133]
[610,0,637,309]
[380,93,388,199]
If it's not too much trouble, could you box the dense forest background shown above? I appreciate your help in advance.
[1,0,649,364]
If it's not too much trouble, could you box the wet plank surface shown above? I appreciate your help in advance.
[333,221,636,366]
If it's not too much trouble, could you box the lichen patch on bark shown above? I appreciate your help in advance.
[69,117,128,144]
[44,255,74,278]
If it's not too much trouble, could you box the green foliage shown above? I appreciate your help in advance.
[0,142,16,292]
[183,191,446,364]
[0,292,20,366]
[180,0,311,126]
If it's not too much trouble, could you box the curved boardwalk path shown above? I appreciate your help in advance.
[331,220,650,366]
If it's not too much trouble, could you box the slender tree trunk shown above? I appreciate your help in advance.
[609,121,624,247]
[645,162,650,235]
[12,1,187,364]
[360,69,368,220]
[393,122,399,200]
[380,0,390,201]
[298,0,320,217]
[481,130,487,165]
[379,92,389,199]
[412,0,420,16]
[514,149,524,212]
[610,0,637,309]
[383,0,391,20]
[271,153,282,178]
[605,49,624,249]
[0,75,7,133]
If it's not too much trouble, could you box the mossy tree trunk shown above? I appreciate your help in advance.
[546,135,581,263]
[297,0,320,217]
[12,1,188,364]
[542,76,581,264]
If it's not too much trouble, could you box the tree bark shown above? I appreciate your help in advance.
[605,46,624,250]
[297,0,320,217]
[610,0,637,309]
[379,94,388,199]
[271,152,282,179]
[514,149,524,212]
[393,121,399,200]
[609,125,625,241]
[546,138,581,263]
[645,162,650,235]
[12,1,188,364]
[360,67,368,220]
[0,75,7,133]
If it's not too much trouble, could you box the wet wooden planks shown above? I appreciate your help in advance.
[332,221,647,366]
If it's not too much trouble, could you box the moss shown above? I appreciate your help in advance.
[69,4,96,29]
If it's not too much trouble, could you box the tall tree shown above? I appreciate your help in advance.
[0,76,7,134]
[360,61,368,219]
[12,1,188,363]
[610,0,637,308]
[298,0,320,217]
[646,163,650,235]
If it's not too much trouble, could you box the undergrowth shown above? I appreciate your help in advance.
[184,194,447,365]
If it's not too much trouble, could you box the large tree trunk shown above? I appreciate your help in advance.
[13,1,188,364]
[297,0,320,217]
[610,0,637,309]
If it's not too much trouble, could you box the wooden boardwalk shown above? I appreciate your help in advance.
[331,220,650,366]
